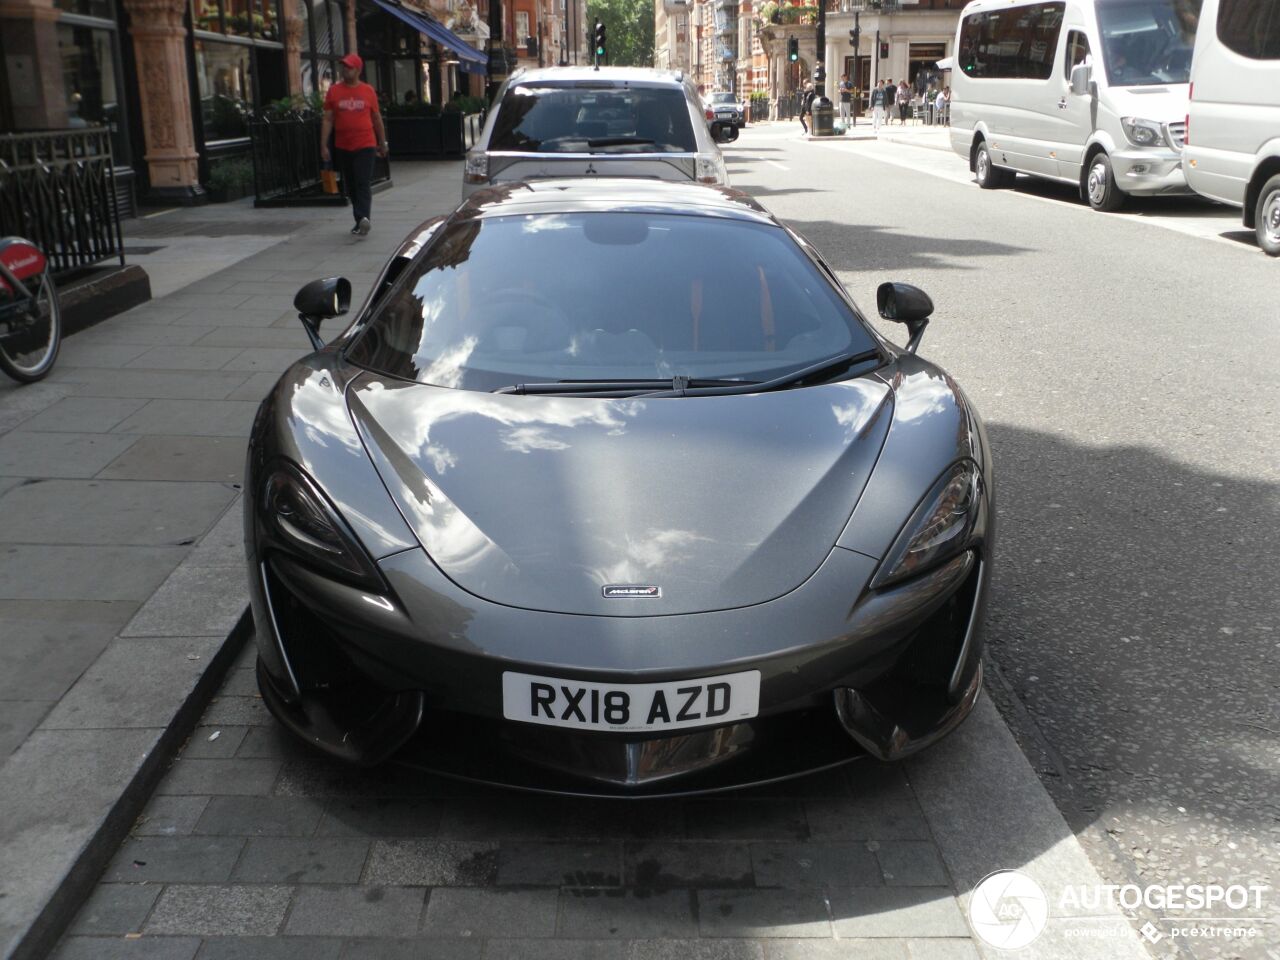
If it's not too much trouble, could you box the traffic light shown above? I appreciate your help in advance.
[594,21,606,62]
[879,40,889,58]
[788,36,799,62]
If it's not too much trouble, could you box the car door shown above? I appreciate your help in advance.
[1056,26,1096,179]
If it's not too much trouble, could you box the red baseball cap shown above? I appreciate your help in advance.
[339,53,363,70]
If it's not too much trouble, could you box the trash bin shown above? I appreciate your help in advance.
[812,98,835,136]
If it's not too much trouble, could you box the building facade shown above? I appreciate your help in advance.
[657,0,958,107]
[0,0,576,205]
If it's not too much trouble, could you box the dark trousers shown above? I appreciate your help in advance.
[335,147,375,223]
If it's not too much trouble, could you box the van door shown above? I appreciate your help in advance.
[1056,28,1096,178]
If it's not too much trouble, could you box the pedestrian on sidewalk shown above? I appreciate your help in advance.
[838,74,853,123]
[799,82,816,135]
[870,82,886,133]
[319,53,388,238]
[896,79,911,125]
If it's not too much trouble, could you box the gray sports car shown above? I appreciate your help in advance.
[245,178,994,796]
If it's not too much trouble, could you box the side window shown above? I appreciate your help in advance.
[958,3,1066,79]
[1218,0,1280,59]
[1064,30,1091,78]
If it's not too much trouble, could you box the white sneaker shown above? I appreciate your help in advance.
[357,217,371,236]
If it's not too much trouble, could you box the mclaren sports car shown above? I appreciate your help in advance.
[245,178,995,796]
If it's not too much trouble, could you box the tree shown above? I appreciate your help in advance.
[586,0,655,66]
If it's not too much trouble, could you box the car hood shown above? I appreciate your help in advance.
[1103,83,1190,123]
[347,373,893,616]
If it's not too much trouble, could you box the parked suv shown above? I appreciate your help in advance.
[463,67,731,197]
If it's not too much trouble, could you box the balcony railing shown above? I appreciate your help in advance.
[0,128,124,279]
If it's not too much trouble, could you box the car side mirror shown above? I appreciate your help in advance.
[877,282,934,354]
[710,121,738,143]
[1070,61,1091,96]
[294,276,351,350]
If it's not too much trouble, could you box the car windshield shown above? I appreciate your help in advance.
[709,93,736,104]
[1096,0,1200,85]
[488,85,698,153]
[347,212,877,391]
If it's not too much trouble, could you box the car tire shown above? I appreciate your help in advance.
[1255,173,1280,257]
[975,141,1013,189]
[1085,151,1126,212]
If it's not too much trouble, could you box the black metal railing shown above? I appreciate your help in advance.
[249,117,325,205]
[775,92,803,121]
[749,99,770,122]
[0,128,124,278]
[249,117,391,206]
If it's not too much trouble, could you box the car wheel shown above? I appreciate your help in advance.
[1085,152,1126,212]
[975,141,1012,189]
[1255,173,1280,257]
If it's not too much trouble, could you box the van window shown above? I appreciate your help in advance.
[1064,30,1092,77]
[958,3,1067,79]
[1096,0,1200,85]
[1217,0,1280,58]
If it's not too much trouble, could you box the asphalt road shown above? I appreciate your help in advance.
[720,124,1280,959]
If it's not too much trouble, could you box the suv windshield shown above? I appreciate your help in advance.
[709,93,737,104]
[347,212,876,392]
[488,85,698,153]
[1097,0,1200,85]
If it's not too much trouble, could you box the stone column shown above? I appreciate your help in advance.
[0,0,68,130]
[344,0,356,55]
[122,0,203,200]
[282,0,304,97]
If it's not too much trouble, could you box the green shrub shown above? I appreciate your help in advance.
[206,157,254,191]
[443,94,488,115]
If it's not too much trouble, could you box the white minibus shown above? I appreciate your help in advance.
[1183,0,1280,255]
[949,0,1198,211]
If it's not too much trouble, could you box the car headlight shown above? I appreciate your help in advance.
[871,460,984,589]
[464,151,488,184]
[1121,117,1164,148]
[261,462,383,589]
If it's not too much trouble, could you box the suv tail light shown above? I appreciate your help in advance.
[464,151,488,184]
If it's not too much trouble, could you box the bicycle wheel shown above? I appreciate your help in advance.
[0,269,61,383]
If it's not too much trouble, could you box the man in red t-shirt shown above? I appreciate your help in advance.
[320,53,387,237]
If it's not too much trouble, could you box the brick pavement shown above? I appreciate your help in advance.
[54,637,981,959]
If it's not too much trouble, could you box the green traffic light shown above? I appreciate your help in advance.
[596,45,605,55]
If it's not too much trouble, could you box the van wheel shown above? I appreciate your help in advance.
[1085,152,1126,211]
[1255,174,1280,256]
[975,141,1013,189]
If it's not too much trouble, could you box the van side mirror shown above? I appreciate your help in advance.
[294,277,351,350]
[877,282,934,354]
[711,121,739,143]
[1070,61,1091,96]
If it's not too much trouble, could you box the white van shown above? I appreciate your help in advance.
[1182,0,1280,255]
[949,0,1198,211]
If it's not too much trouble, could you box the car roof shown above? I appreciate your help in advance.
[454,178,776,225]
[507,66,690,89]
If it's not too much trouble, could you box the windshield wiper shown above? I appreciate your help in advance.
[493,376,755,397]
[642,349,883,398]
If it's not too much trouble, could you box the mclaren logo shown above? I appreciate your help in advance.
[602,584,661,599]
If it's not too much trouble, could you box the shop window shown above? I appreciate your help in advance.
[195,39,252,140]
[57,22,128,161]
[55,0,114,19]
[192,0,284,40]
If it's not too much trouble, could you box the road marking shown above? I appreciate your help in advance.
[765,160,790,171]
[806,137,1259,255]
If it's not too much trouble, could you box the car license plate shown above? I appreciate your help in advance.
[502,670,761,733]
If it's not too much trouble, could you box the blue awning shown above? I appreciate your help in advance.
[369,0,488,74]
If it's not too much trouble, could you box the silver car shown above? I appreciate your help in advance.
[463,67,731,197]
